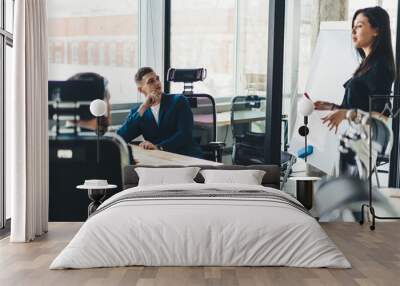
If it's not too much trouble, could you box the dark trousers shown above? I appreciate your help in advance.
[339,151,360,177]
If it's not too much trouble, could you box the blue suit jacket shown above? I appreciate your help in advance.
[117,93,202,158]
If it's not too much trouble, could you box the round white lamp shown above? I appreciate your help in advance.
[77,99,110,216]
[90,99,107,117]
[297,95,314,162]
[90,99,107,165]
[298,97,314,116]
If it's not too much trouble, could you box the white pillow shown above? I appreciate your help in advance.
[200,169,266,185]
[135,167,201,186]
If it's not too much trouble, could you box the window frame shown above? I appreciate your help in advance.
[389,0,400,187]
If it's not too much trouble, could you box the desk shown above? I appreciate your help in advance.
[194,111,265,127]
[379,188,400,211]
[131,145,222,166]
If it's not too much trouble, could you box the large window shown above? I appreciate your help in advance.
[170,0,236,97]
[236,0,269,97]
[1,0,14,229]
[47,0,139,104]
[170,0,269,99]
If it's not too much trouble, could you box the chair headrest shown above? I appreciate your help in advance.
[48,79,106,120]
[167,68,207,83]
[48,80,105,102]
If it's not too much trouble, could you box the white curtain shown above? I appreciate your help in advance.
[8,0,49,242]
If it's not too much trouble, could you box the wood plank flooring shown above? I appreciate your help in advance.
[0,222,399,286]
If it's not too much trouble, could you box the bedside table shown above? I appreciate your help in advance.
[77,180,117,217]
[289,176,321,210]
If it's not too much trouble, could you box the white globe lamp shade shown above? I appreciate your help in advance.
[90,99,107,117]
[298,98,314,116]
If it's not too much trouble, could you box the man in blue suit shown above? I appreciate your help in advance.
[117,67,202,158]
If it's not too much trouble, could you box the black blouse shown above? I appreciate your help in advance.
[341,61,393,113]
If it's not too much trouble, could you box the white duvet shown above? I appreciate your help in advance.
[50,183,351,269]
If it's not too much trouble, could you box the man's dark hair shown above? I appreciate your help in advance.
[66,72,110,134]
[135,67,154,84]
[67,72,110,100]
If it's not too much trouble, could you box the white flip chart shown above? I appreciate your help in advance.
[289,22,359,174]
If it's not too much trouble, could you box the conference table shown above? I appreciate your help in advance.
[130,145,222,166]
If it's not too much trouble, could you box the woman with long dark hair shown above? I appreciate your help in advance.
[314,6,396,131]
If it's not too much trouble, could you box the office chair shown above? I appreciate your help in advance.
[167,68,225,162]
[48,79,131,221]
[231,95,265,165]
[230,95,296,187]
[315,109,398,223]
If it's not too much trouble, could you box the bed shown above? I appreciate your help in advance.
[50,165,350,269]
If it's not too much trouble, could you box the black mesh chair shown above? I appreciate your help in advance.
[230,95,296,187]
[49,134,130,221]
[48,80,132,221]
[167,68,225,162]
[231,95,266,165]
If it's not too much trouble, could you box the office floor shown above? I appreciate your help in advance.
[1,222,400,286]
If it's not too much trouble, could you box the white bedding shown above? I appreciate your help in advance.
[50,183,351,269]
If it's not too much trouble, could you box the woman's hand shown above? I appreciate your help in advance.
[321,109,347,133]
[314,101,336,111]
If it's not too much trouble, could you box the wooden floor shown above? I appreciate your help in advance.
[0,222,399,286]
